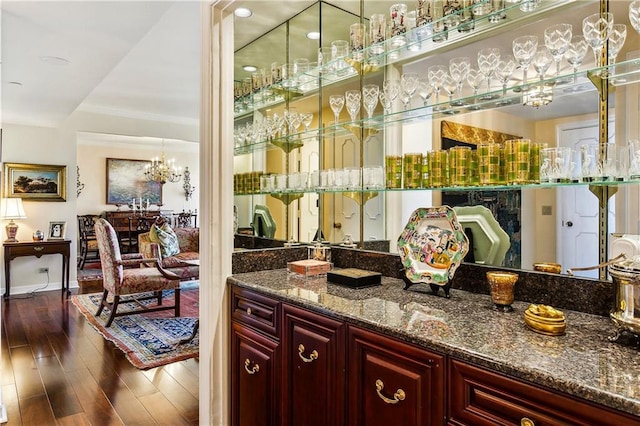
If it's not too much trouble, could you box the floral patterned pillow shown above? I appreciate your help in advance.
[150,222,180,258]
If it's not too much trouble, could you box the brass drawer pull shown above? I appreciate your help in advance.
[246,307,252,315]
[298,344,318,363]
[244,358,259,375]
[521,418,535,426]
[34,246,45,251]
[375,379,405,404]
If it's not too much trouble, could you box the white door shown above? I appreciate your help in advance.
[558,121,615,278]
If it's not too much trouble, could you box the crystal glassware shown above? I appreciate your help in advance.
[383,79,401,104]
[466,67,485,109]
[512,35,538,88]
[532,48,553,85]
[378,92,393,114]
[631,1,640,34]
[428,64,448,109]
[345,90,362,122]
[477,47,500,99]
[495,54,517,104]
[349,23,366,62]
[564,35,588,86]
[449,56,471,100]
[544,23,572,79]
[582,12,614,68]
[442,73,459,108]
[369,13,387,57]
[607,24,627,66]
[300,112,313,132]
[389,3,408,48]
[417,76,434,106]
[400,72,419,110]
[362,84,380,120]
[329,94,345,125]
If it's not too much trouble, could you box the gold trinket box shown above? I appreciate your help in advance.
[523,304,567,336]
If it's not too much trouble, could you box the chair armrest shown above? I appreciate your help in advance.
[117,257,160,268]
[155,262,180,280]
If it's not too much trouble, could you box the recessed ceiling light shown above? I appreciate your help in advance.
[40,56,71,66]
[306,31,320,40]
[234,7,252,18]
[243,65,257,72]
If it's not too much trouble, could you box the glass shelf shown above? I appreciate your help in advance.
[233,57,640,156]
[233,0,574,118]
[234,177,640,198]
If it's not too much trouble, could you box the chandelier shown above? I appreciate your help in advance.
[144,144,182,184]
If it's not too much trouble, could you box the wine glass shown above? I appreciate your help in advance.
[631,1,640,35]
[345,90,362,122]
[512,35,538,88]
[300,112,313,132]
[442,73,459,109]
[400,72,419,110]
[362,84,380,120]
[329,94,345,125]
[582,12,614,68]
[495,54,516,104]
[417,76,434,106]
[532,48,553,86]
[428,64,448,109]
[564,35,588,86]
[544,23,572,79]
[378,92,393,114]
[383,79,400,105]
[477,47,500,99]
[607,24,627,66]
[466,67,485,109]
[449,56,471,103]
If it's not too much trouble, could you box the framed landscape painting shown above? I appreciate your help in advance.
[3,162,67,201]
[106,158,162,206]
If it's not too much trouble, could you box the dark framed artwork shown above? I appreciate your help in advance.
[106,158,162,205]
[3,162,67,201]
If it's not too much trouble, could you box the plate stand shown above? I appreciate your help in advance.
[400,270,451,298]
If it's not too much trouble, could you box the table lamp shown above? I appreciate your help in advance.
[1,198,27,242]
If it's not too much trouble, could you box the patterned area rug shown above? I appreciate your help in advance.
[71,282,199,369]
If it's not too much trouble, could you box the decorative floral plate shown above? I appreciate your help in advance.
[397,206,469,286]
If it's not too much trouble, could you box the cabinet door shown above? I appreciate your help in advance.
[230,322,280,426]
[448,359,640,426]
[281,303,345,426]
[348,325,445,426]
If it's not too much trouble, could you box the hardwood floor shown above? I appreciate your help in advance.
[1,287,199,425]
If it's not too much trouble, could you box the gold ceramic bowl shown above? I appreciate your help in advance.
[533,262,562,274]
[524,304,566,336]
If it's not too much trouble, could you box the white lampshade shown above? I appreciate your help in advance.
[1,198,27,220]
[1,198,27,242]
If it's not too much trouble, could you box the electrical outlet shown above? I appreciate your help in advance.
[38,267,49,273]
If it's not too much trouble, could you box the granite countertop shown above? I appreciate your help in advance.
[228,268,640,417]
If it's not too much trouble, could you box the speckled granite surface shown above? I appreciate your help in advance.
[228,269,640,417]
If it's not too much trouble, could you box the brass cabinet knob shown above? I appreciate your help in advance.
[521,418,536,426]
[244,358,259,375]
[375,379,405,404]
[298,344,318,363]
[246,307,252,316]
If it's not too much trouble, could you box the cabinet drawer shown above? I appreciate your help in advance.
[6,243,67,258]
[448,359,639,426]
[231,286,280,338]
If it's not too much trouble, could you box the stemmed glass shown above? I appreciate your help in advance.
[512,35,538,89]
[495,54,517,105]
[300,112,313,132]
[428,65,448,110]
[608,24,627,66]
[362,84,380,120]
[544,23,572,79]
[329,94,345,125]
[442,73,459,110]
[582,12,614,68]
[631,1,640,34]
[382,79,401,107]
[466,67,485,110]
[345,90,362,122]
[400,72,419,110]
[564,35,588,86]
[449,57,471,105]
[532,48,553,88]
[378,92,393,114]
[477,48,500,99]
[417,76,434,106]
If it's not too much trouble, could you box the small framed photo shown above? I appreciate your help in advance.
[48,221,67,240]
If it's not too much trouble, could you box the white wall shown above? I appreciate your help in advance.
[1,110,199,296]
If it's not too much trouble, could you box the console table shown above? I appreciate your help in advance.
[3,240,71,299]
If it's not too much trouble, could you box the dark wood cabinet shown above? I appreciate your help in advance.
[347,325,446,426]
[281,304,346,426]
[230,322,280,426]
[448,359,640,426]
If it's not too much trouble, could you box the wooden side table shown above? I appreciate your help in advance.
[3,240,72,299]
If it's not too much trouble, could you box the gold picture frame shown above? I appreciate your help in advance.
[3,162,67,202]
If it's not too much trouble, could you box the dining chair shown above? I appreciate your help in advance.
[77,214,100,269]
[121,216,155,253]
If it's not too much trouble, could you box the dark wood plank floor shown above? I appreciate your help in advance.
[1,287,199,425]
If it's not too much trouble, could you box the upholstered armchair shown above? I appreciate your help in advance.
[94,218,181,327]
